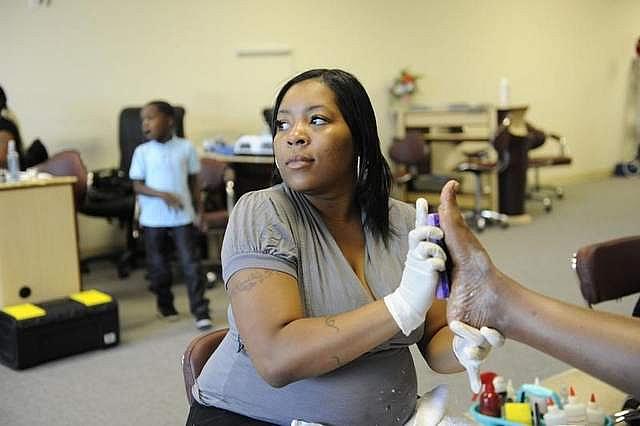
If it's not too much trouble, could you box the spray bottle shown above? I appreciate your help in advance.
[6,139,19,182]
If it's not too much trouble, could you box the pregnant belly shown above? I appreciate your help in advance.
[206,346,418,426]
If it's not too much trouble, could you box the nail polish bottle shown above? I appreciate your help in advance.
[427,213,451,299]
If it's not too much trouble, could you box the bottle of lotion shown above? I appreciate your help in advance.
[544,397,568,426]
[564,386,587,425]
[587,393,605,426]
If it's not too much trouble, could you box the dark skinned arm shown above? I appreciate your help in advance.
[438,180,640,397]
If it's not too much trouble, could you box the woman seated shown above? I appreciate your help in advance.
[188,69,495,425]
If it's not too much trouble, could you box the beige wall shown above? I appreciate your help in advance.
[3,0,639,253]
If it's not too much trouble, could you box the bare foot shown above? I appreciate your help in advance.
[438,181,505,331]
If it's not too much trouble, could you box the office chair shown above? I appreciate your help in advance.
[571,235,640,317]
[454,125,510,231]
[182,327,229,405]
[198,157,235,285]
[526,127,572,212]
[389,131,429,199]
[35,150,88,208]
[80,106,186,278]
[23,139,49,169]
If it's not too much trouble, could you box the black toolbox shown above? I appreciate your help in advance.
[0,290,119,369]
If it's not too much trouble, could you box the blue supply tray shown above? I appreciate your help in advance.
[469,385,613,426]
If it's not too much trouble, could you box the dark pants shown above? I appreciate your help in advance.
[143,225,209,318]
[186,401,275,426]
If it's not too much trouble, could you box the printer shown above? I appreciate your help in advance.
[233,133,273,156]
[233,108,274,156]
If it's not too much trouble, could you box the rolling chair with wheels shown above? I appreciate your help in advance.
[526,126,572,213]
[388,131,432,200]
[198,157,235,285]
[81,106,186,278]
[454,124,510,231]
[35,150,88,208]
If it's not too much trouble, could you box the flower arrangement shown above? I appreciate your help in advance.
[390,69,421,99]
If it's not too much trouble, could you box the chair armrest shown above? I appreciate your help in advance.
[572,236,640,307]
[546,133,570,157]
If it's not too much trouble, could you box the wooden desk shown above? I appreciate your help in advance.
[0,177,81,307]
[542,368,627,414]
[203,152,275,199]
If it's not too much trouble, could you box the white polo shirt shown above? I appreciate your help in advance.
[129,136,200,227]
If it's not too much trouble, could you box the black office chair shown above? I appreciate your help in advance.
[80,106,186,278]
[23,139,49,169]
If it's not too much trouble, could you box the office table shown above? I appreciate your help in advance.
[0,177,81,307]
[202,152,275,199]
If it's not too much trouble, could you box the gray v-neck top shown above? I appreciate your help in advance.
[194,184,424,425]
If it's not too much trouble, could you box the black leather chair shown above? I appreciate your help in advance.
[80,106,186,278]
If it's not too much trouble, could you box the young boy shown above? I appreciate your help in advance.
[129,100,212,330]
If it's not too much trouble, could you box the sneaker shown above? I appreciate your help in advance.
[157,305,179,322]
[195,316,213,331]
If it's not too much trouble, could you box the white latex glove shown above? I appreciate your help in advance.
[450,320,505,393]
[385,198,446,336]
[404,384,449,426]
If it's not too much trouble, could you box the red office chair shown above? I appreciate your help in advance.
[527,128,572,212]
[182,327,229,405]
[571,235,640,316]
[388,131,457,203]
[198,158,235,285]
[35,150,88,208]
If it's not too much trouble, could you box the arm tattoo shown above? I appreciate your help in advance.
[331,355,342,367]
[229,270,275,297]
[325,316,339,332]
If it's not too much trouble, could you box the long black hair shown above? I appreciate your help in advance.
[271,69,392,242]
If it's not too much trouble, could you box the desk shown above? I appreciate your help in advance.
[203,152,275,199]
[0,177,81,307]
[542,368,627,414]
